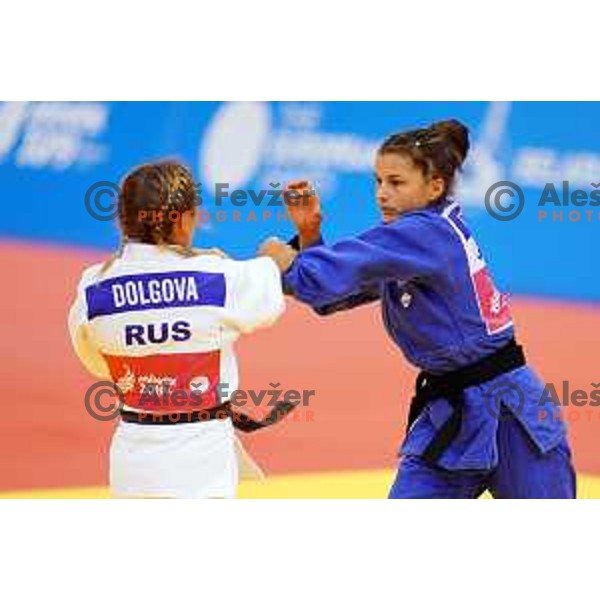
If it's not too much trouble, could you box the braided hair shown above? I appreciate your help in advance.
[100,160,200,275]
[378,119,470,199]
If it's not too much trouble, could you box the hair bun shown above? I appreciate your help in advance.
[430,119,470,165]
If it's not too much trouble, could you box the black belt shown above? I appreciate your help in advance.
[406,338,526,465]
[120,399,299,432]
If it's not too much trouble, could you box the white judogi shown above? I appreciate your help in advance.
[68,242,285,498]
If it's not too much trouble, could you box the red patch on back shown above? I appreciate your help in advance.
[102,350,221,412]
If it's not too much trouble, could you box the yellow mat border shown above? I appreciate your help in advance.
[1,469,598,499]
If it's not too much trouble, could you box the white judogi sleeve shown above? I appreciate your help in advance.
[67,267,111,379]
[224,256,285,333]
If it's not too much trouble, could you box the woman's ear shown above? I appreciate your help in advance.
[175,209,197,246]
[428,176,446,201]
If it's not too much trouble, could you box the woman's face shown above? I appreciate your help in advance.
[375,152,445,223]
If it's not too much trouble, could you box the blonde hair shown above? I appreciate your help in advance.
[99,160,200,276]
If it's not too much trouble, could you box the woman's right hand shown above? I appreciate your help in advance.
[284,180,322,248]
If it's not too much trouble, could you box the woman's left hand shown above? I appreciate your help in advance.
[258,237,298,272]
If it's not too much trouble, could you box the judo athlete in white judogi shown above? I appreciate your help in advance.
[69,161,285,498]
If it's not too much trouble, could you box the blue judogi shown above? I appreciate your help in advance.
[282,197,575,498]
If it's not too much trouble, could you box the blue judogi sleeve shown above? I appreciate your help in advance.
[285,234,381,315]
[311,286,381,316]
[283,213,445,311]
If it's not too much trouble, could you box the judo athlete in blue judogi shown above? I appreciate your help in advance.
[259,119,576,499]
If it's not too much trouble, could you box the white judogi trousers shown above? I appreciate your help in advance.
[109,417,262,498]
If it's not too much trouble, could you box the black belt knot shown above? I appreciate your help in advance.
[406,338,526,466]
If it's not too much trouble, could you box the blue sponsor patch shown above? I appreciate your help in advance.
[85,271,226,319]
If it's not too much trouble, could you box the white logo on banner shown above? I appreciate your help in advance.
[199,102,380,198]
[203,101,600,211]
[0,101,110,170]
[201,102,271,190]
[458,101,600,205]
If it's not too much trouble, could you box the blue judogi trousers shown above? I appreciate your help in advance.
[389,415,576,499]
